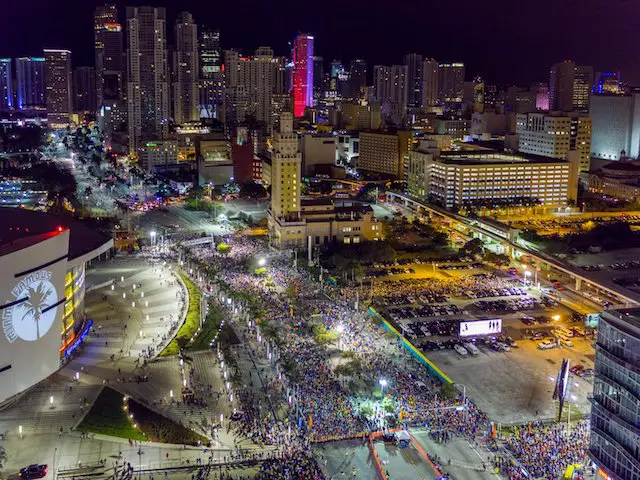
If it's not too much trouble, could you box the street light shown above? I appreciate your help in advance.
[379,378,388,396]
[552,314,561,322]
[258,257,266,267]
[150,231,156,246]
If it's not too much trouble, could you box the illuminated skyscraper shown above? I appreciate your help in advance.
[16,57,46,110]
[173,12,199,124]
[403,53,423,108]
[73,66,97,115]
[292,33,314,117]
[438,63,465,105]
[126,6,169,154]
[44,49,73,128]
[95,4,123,109]
[199,28,222,114]
[0,59,12,111]
[421,58,439,108]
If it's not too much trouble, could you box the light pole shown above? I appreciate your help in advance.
[258,257,266,267]
[150,230,156,246]
[379,378,388,396]
[524,270,531,286]
[336,324,345,350]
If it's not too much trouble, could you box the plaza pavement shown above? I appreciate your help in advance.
[0,257,252,478]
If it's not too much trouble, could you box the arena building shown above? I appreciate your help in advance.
[0,208,112,404]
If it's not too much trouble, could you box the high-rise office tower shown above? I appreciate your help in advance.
[373,65,408,106]
[199,28,221,114]
[421,58,439,108]
[313,56,324,97]
[472,76,484,113]
[292,33,314,117]
[403,53,423,108]
[550,61,594,112]
[589,309,640,480]
[270,111,301,218]
[44,49,73,128]
[573,65,593,113]
[73,66,97,115]
[126,6,169,154]
[349,59,367,100]
[16,57,46,110]
[0,59,12,111]
[438,63,465,105]
[95,4,123,109]
[173,12,199,124]
[516,111,592,172]
[549,60,575,111]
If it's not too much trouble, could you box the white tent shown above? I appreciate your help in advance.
[395,430,411,442]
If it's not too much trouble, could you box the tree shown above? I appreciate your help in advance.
[440,382,457,401]
[238,180,267,199]
[461,238,484,256]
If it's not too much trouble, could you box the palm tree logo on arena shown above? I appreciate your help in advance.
[2,270,59,343]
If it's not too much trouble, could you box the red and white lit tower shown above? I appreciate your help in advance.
[292,33,314,118]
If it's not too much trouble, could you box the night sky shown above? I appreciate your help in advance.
[3,0,638,85]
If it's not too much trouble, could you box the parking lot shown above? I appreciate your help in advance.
[427,334,594,425]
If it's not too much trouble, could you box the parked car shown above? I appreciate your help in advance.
[537,340,557,350]
[463,342,479,355]
[454,344,468,356]
[19,465,48,480]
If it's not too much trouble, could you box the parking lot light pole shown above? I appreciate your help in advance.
[456,383,468,425]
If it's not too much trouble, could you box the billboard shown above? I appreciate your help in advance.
[459,319,502,337]
[0,231,69,404]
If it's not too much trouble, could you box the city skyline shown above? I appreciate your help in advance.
[3,0,639,86]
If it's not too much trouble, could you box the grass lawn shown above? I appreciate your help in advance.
[189,307,223,351]
[160,273,201,357]
[78,387,209,445]
[77,387,146,441]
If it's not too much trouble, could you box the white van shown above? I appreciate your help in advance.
[463,342,479,355]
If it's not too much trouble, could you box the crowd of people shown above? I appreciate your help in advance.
[169,235,590,479]
[503,420,590,479]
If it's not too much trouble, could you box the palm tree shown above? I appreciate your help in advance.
[21,282,52,339]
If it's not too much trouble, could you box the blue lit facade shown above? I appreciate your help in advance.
[16,57,46,110]
[0,59,12,110]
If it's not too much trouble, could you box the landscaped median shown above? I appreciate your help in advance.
[77,387,208,445]
[159,272,201,357]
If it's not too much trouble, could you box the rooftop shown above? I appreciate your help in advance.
[0,207,112,259]
[604,308,640,333]
[437,151,567,166]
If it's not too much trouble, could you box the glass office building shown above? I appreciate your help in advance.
[589,308,640,480]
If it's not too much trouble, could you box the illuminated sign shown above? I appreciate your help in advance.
[2,270,59,342]
[459,319,502,337]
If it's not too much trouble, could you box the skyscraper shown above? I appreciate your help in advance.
[199,28,221,114]
[173,12,199,124]
[549,60,575,111]
[0,59,12,111]
[313,56,324,97]
[73,66,97,115]
[403,53,423,108]
[292,33,314,117]
[95,4,123,109]
[421,58,439,108]
[438,63,465,105]
[349,59,367,100]
[126,6,169,154]
[589,308,640,480]
[573,65,593,113]
[16,57,46,110]
[240,47,276,130]
[373,65,408,106]
[270,111,301,218]
[44,49,73,128]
